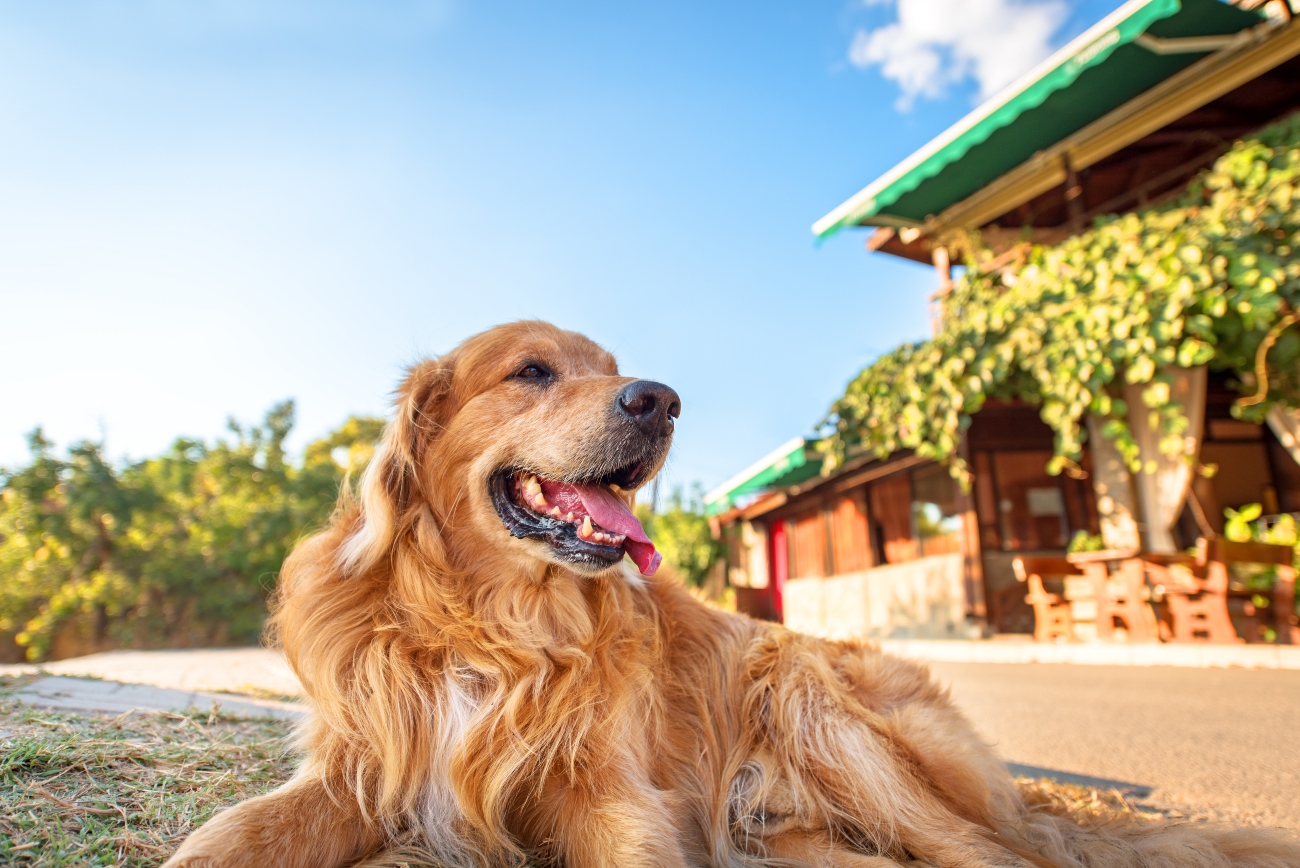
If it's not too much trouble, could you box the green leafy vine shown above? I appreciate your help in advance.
[822,112,1300,482]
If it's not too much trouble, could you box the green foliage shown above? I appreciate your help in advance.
[1223,503,1265,543]
[636,485,725,588]
[823,113,1300,481]
[0,404,384,661]
[1223,505,1300,595]
[1067,531,1106,554]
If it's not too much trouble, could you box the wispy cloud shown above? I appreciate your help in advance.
[849,0,1068,110]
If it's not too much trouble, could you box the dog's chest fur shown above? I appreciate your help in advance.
[414,636,662,861]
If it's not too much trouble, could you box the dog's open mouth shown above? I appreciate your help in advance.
[490,468,661,576]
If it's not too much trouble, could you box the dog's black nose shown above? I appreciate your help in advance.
[617,380,680,437]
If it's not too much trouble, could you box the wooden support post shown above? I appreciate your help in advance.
[1064,153,1084,231]
[932,245,952,294]
[930,245,953,335]
[956,435,987,624]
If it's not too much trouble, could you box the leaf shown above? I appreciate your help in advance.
[820,111,1300,482]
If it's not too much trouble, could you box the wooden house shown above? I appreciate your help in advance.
[709,0,1300,639]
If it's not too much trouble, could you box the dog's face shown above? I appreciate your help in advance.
[378,322,678,579]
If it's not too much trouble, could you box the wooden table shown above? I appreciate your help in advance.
[1065,549,1158,642]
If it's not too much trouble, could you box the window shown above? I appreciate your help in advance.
[911,464,963,557]
[725,521,768,589]
[985,451,1073,550]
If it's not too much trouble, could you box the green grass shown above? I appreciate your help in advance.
[0,675,295,867]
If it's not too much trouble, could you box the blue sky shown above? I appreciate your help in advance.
[0,0,1124,495]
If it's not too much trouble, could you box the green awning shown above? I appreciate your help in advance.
[703,437,823,516]
[813,0,1267,239]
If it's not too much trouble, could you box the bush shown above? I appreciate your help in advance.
[0,403,383,661]
[636,485,725,589]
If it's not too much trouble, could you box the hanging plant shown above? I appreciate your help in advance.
[821,112,1300,482]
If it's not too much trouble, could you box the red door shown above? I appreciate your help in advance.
[770,519,788,622]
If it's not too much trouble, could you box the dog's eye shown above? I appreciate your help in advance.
[513,363,551,381]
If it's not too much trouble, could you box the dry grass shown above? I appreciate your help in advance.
[0,673,1214,867]
[0,674,295,866]
[1015,775,1189,824]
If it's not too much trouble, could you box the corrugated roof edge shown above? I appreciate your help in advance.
[811,0,1182,241]
[703,436,811,513]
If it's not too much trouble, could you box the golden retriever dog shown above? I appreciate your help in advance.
[166,321,1297,868]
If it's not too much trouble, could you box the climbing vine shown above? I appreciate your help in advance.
[822,112,1300,481]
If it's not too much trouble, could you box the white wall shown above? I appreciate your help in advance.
[783,553,976,640]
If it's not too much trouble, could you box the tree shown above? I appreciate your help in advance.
[0,404,385,661]
[637,485,725,588]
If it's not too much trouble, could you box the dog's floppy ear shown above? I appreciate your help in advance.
[338,357,456,576]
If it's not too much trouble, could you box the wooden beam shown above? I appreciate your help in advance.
[825,454,931,498]
[1063,153,1084,232]
[866,226,896,252]
[932,245,953,296]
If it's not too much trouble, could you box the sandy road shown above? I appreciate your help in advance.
[928,662,1300,832]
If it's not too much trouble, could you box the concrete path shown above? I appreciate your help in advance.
[0,647,302,697]
[12,675,301,720]
[929,662,1300,832]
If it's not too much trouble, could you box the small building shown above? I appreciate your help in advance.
[710,0,1300,640]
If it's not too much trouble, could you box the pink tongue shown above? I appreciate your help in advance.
[576,484,661,577]
[538,479,661,576]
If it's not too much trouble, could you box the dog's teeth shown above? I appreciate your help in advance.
[565,512,575,523]
[580,516,594,539]
[533,493,548,509]
[525,476,541,495]
[549,506,562,517]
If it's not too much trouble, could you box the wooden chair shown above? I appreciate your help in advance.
[1213,539,1298,645]
[1146,543,1240,644]
[1093,558,1158,642]
[1012,556,1079,642]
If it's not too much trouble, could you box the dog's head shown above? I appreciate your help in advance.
[341,321,678,580]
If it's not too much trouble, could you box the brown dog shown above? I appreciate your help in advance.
[165,321,1297,867]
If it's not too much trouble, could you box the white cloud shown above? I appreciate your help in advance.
[849,0,1068,110]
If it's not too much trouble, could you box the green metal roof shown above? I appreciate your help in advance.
[703,437,824,516]
[813,0,1268,239]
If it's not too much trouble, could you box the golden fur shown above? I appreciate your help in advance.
[165,321,1299,868]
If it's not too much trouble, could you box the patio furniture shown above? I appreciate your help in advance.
[1012,556,1080,642]
[1144,543,1240,644]
[1213,539,1298,645]
[1065,550,1158,642]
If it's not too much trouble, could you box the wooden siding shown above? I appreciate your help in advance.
[870,475,918,565]
[829,494,871,574]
